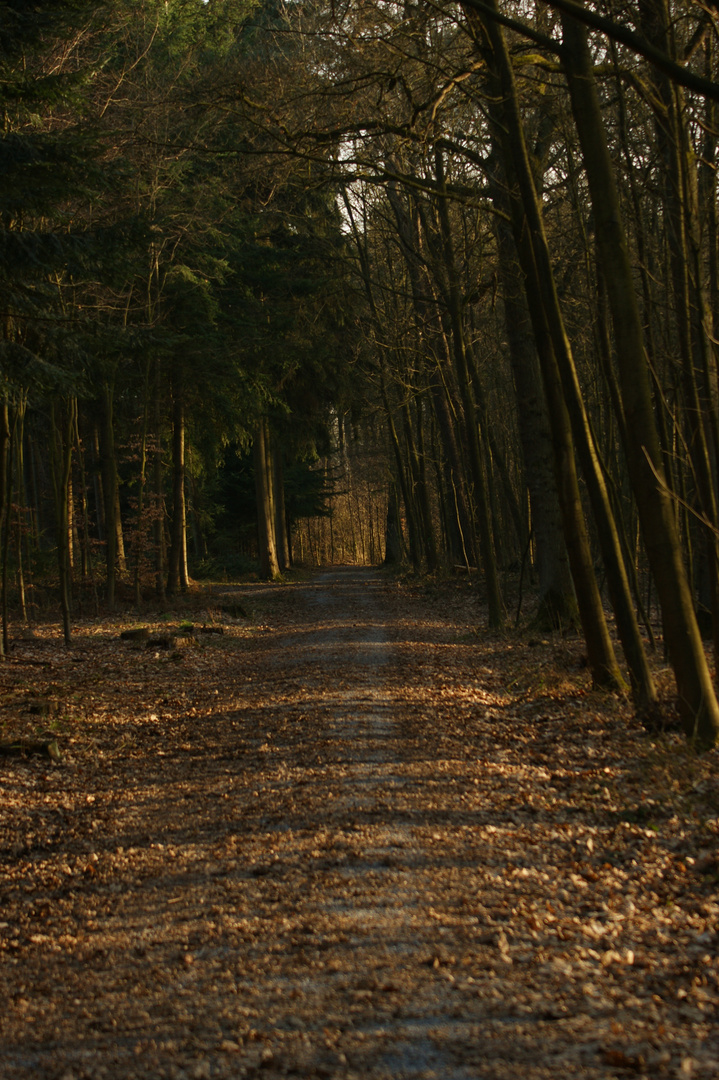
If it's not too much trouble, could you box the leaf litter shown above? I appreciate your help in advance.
[0,567,717,1079]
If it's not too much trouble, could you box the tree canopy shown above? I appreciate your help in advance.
[3,0,719,745]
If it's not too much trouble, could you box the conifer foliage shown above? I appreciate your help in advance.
[0,0,355,640]
[3,0,719,746]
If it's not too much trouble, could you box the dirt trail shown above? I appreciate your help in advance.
[1,568,718,1079]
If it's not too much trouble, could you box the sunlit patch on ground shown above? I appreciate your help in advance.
[0,568,718,1078]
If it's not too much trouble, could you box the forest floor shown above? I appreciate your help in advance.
[0,566,718,1080]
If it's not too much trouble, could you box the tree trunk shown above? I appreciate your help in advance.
[254,418,281,581]
[384,479,402,565]
[401,398,438,571]
[51,399,75,646]
[476,2,660,707]
[74,413,99,615]
[434,148,504,627]
[133,360,151,607]
[272,439,291,572]
[340,187,427,570]
[489,170,576,628]
[384,180,476,567]
[468,351,525,560]
[381,372,422,570]
[99,381,117,610]
[0,403,13,655]
[89,421,104,545]
[115,485,127,578]
[560,2,719,746]
[472,1,627,691]
[637,0,719,670]
[180,462,189,591]
[166,378,186,596]
[14,399,29,625]
[0,401,9,656]
[152,360,166,600]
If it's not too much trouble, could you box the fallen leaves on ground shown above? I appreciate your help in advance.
[0,568,717,1079]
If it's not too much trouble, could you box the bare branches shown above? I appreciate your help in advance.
[463,0,719,101]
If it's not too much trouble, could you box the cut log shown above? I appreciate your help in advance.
[146,633,196,650]
[0,739,61,761]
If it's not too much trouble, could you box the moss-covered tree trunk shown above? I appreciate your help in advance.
[635,0,719,669]
[472,1,630,693]
[560,2,719,746]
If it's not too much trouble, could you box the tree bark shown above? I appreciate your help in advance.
[133,360,151,607]
[99,381,117,610]
[637,0,719,670]
[384,478,402,565]
[472,1,629,691]
[14,399,29,625]
[401,398,439,571]
[0,402,9,656]
[434,148,504,627]
[383,181,476,567]
[254,418,281,581]
[166,377,187,596]
[51,399,76,646]
[487,156,576,628]
[152,360,166,600]
[0,403,13,655]
[272,439,291,572]
[560,2,719,746]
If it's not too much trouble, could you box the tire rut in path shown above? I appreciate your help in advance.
[6,568,707,1080]
[256,566,476,1079]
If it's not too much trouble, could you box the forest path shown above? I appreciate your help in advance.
[1,568,718,1079]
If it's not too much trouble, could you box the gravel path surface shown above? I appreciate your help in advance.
[1,567,718,1079]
